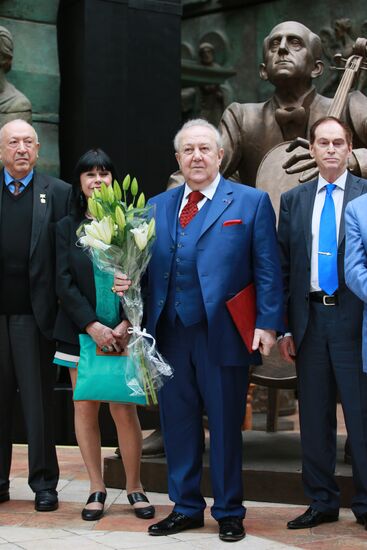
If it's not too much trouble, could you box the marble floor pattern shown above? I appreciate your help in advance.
[0,444,366,549]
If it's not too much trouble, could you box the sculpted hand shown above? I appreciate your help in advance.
[252,328,276,356]
[283,137,319,182]
[85,321,120,351]
[112,320,132,350]
[113,271,132,297]
[278,335,296,364]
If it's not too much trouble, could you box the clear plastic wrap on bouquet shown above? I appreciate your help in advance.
[77,182,173,405]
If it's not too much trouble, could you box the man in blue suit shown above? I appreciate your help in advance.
[345,195,367,381]
[117,119,284,541]
[278,116,367,530]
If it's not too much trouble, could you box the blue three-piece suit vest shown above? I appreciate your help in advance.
[165,199,211,326]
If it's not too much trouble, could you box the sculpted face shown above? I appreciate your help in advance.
[0,120,39,179]
[310,120,352,181]
[260,21,322,84]
[80,167,113,199]
[175,125,224,190]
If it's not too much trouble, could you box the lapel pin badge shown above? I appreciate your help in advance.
[40,193,46,204]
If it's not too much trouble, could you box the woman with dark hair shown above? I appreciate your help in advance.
[54,149,154,521]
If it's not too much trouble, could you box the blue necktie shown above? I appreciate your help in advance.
[318,183,338,295]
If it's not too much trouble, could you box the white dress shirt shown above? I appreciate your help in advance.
[178,173,221,217]
[310,170,347,292]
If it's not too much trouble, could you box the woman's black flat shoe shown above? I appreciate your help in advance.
[81,491,107,521]
[127,491,155,519]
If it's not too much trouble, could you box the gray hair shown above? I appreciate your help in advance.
[174,118,223,152]
[0,26,13,73]
[0,119,39,144]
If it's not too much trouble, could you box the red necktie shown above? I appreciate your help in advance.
[179,191,204,228]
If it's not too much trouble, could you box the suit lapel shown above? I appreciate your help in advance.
[301,179,317,259]
[166,185,184,242]
[198,177,233,239]
[30,171,49,258]
[338,172,364,246]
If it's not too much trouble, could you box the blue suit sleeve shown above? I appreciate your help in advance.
[253,192,285,332]
[345,201,367,303]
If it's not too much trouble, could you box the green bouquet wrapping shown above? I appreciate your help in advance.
[77,176,173,405]
[73,266,147,404]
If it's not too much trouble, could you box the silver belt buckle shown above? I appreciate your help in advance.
[323,295,335,306]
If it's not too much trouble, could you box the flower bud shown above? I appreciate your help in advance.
[131,177,138,197]
[136,192,145,209]
[100,182,109,202]
[122,174,131,191]
[107,184,115,204]
[147,217,156,240]
[96,202,105,220]
[87,198,96,218]
[115,205,126,230]
[113,179,122,201]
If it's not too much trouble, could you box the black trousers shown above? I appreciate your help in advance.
[0,314,59,492]
[296,302,367,517]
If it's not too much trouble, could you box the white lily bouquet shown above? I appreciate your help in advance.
[78,176,172,404]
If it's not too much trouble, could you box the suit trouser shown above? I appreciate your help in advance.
[296,302,367,516]
[0,314,59,492]
[157,317,248,521]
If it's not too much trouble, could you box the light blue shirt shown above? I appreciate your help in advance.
[4,168,34,194]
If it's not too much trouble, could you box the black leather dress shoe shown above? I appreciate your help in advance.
[287,507,338,529]
[82,491,106,521]
[127,491,155,519]
[35,489,58,512]
[0,490,9,503]
[148,511,204,536]
[356,512,367,529]
[218,516,245,542]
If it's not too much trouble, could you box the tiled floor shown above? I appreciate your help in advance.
[0,407,365,549]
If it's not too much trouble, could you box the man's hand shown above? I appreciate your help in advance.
[113,271,132,297]
[85,321,121,351]
[112,319,132,350]
[283,137,319,182]
[278,335,296,364]
[252,329,276,356]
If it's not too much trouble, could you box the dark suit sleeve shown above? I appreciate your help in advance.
[277,193,291,330]
[55,219,98,331]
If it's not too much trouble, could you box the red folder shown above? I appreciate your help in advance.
[226,283,256,353]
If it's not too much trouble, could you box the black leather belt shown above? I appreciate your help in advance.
[309,291,338,306]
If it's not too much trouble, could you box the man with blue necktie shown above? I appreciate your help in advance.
[115,119,284,541]
[0,119,70,512]
[278,116,367,530]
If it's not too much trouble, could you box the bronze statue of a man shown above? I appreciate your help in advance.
[0,26,32,127]
[220,21,367,186]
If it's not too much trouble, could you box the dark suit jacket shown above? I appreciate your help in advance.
[278,172,367,351]
[53,215,98,347]
[0,169,71,339]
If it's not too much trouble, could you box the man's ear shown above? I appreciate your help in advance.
[259,63,268,81]
[311,60,324,79]
[175,152,181,169]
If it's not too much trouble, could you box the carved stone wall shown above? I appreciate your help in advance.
[0,1,60,176]
[182,0,367,105]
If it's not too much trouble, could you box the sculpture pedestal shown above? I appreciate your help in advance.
[104,431,354,506]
